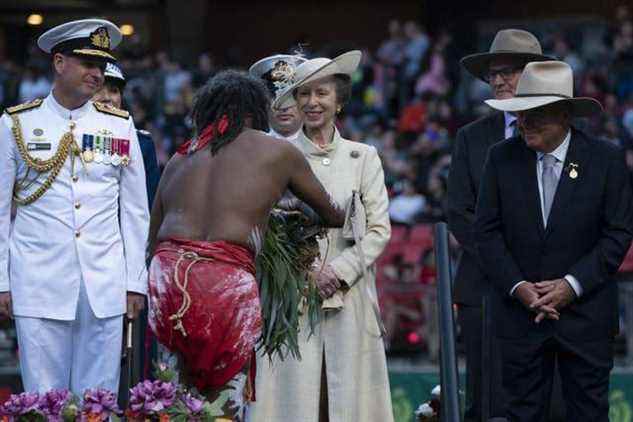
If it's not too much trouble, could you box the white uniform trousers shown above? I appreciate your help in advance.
[15,278,123,396]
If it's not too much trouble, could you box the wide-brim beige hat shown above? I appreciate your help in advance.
[460,29,552,82]
[273,50,361,110]
[485,61,603,117]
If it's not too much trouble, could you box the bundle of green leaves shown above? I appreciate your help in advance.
[256,209,326,360]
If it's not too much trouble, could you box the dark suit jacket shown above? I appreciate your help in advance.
[137,129,160,209]
[448,111,506,306]
[475,128,633,340]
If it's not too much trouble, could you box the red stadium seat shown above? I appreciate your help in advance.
[402,243,428,264]
[390,225,408,243]
[409,224,433,249]
[377,240,404,265]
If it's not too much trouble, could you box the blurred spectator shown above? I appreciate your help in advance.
[389,180,427,225]
[402,21,430,82]
[400,21,430,108]
[163,59,191,103]
[415,33,452,97]
[18,65,51,103]
[377,20,406,68]
[552,35,584,75]
[192,52,216,88]
[398,94,427,133]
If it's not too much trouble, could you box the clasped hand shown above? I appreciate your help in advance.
[310,259,342,300]
[514,278,575,323]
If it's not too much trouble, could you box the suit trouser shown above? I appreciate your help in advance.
[499,335,613,422]
[15,279,123,396]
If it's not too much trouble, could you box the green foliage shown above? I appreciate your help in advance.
[609,390,632,422]
[256,210,325,360]
[15,413,46,422]
[392,388,414,422]
[61,399,80,422]
[153,360,179,383]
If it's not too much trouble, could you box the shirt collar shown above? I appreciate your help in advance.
[268,127,302,141]
[296,126,341,156]
[536,130,572,163]
[45,91,93,120]
[504,111,516,130]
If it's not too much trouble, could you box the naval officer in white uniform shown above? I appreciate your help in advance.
[249,54,307,141]
[0,19,149,395]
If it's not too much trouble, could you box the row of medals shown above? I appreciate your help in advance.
[83,148,129,166]
[81,139,129,166]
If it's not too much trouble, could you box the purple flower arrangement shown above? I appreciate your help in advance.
[126,380,176,418]
[39,389,75,421]
[81,388,121,421]
[0,392,44,421]
[0,363,222,421]
[0,368,222,422]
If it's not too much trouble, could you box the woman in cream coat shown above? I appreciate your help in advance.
[248,51,393,422]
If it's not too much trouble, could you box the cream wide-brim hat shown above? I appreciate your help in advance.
[485,61,603,117]
[460,28,553,82]
[272,50,362,110]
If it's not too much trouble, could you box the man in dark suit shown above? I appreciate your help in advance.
[447,29,550,421]
[475,61,633,421]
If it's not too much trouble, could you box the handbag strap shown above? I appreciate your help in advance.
[349,190,386,336]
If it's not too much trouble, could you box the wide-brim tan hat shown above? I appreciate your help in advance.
[460,29,553,82]
[273,50,361,110]
[485,61,603,117]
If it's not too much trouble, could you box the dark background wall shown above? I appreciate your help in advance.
[0,0,628,64]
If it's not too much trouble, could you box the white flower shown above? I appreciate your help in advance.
[431,385,441,398]
[415,403,435,417]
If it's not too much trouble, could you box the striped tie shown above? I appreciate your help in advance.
[542,154,558,225]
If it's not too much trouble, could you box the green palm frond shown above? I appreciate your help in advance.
[255,210,325,361]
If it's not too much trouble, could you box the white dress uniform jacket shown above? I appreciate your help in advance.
[0,93,149,320]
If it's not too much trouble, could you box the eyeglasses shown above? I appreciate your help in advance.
[484,66,522,83]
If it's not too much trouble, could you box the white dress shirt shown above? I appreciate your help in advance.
[510,130,583,297]
[268,127,302,142]
[0,92,150,319]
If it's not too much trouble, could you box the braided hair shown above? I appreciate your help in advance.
[191,69,271,155]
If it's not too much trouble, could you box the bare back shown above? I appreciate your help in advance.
[149,129,343,253]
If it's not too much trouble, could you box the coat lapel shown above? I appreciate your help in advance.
[544,130,587,237]
[519,141,545,238]
[487,111,506,146]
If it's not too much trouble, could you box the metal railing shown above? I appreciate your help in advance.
[434,222,461,422]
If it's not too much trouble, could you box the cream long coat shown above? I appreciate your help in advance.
[248,128,393,422]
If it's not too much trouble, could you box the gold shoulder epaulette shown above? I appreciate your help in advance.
[93,102,130,119]
[5,98,43,115]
